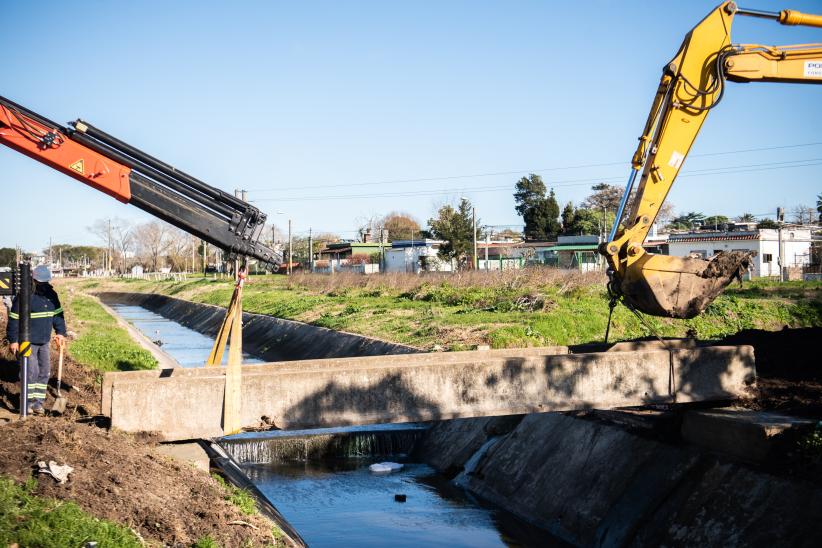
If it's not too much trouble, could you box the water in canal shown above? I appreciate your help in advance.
[244,458,548,547]
[109,304,263,367]
[109,302,553,547]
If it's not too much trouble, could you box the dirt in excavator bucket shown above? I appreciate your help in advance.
[619,250,755,319]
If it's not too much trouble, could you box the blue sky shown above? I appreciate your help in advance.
[2,0,820,250]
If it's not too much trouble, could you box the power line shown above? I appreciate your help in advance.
[247,141,822,193]
[251,158,822,202]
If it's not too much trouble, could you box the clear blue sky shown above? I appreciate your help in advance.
[2,0,820,250]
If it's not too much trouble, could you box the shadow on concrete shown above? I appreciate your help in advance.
[280,373,444,429]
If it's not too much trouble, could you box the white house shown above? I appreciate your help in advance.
[384,240,454,273]
[666,229,812,278]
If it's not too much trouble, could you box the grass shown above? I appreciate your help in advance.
[61,271,822,351]
[62,292,157,372]
[212,474,257,516]
[0,476,142,548]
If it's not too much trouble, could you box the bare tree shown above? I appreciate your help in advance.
[133,221,171,272]
[790,204,818,225]
[165,228,192,271]
[88,217,134,272]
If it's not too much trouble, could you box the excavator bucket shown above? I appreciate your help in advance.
[617,251,755,319]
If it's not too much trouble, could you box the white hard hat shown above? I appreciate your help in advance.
[32,265,52,283]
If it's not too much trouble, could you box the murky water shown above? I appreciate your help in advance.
[245,458,549,547]
[109,304,263,367]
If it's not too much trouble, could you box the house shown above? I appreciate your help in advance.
[318,241,387,264]
[384,239,454,273]
[666,228,812,278]
[477,242,525,271]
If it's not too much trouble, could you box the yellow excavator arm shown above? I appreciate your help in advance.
[600,1,822,319]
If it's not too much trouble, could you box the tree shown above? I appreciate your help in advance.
[790,204,818,225]
[564,208,602,235]
[736,213,756,222]
[428,198,477,269]
[756,219,779,229]
[495,228,523,241]
[514,174,550,239]
[561,202,575,234]
[582,183,623,212]
[544,189,561,236]
[667,211,705,230]
[381,211,420,241]
[702,215,729,230]
[165,228,194,271]
[0,248,16,268]
[133,221,171,272]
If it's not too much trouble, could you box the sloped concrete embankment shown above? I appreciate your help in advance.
[414,412,822,546]
[97,291,418,361]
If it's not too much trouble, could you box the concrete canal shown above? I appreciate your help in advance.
[107,299,557,547]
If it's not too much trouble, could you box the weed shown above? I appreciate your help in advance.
[211,474,257,516]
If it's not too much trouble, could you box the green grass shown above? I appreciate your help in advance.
[64,293,157,372]
[212,474,257,516]
[65,272,822,351]
[0,476,142,548]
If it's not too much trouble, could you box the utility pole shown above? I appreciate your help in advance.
[107,219,112,274]
[777,207,785,282]
[485,230,490,271]
[379,227,385,274]
[287,218,292,276]
[202,240,207,275]
[308,228,313,273]
[472,207,478,270]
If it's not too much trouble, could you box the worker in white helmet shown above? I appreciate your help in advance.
[6,265,66,415]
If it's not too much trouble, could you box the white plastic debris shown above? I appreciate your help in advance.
[36,460,74,484]
[369,461,403,474]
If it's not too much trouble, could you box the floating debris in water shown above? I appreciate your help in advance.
[394,494,407,502]
[369,462,403,474]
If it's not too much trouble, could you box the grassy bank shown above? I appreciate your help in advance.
[61,290,157,372]
[0,476,142,547]
[64,271,822,351]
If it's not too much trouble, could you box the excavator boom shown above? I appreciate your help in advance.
[0,95,281,270]
[601,1,821,318]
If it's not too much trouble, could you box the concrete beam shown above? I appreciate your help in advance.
[104,345,754,441]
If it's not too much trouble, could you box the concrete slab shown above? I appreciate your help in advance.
[681,407,816,462]
[155,441,211,472]
[105,345,755,441]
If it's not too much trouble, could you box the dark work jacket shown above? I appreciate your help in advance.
[6,283,67,345]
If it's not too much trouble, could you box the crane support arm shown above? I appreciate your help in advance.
[601,1,821,318]
[0,95,281,269]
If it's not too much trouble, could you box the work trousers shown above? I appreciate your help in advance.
[20,343,50,405]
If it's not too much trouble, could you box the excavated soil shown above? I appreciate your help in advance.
[0,316,281,546]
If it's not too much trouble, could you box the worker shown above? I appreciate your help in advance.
[6,265,66,415]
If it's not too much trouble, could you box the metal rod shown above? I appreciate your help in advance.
[17,262,31,418]
[608,169,639,242]
[734,7,779,20]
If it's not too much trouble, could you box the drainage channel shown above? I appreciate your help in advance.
[108,303,263,366]
[109,301,554,547]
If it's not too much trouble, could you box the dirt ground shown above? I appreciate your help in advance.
[0,316,282,546]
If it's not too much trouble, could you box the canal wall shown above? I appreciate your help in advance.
[414,411,822,546]
[97,291,418,361]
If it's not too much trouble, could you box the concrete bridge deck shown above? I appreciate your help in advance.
[102,341,755,441]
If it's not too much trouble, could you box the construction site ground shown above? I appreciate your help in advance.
[0,317,284,547]
[0,279,820,545]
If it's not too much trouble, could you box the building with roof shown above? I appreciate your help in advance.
[666,228,812,278]
[384,239,454,273]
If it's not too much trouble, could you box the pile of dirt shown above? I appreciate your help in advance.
[719,327,822,416]
[0,418,281,546]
